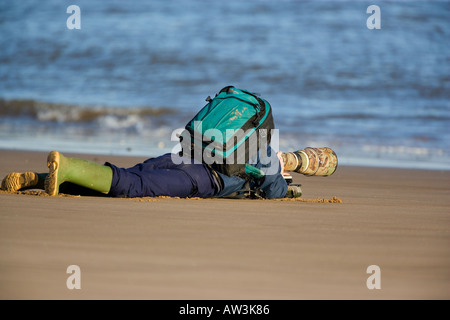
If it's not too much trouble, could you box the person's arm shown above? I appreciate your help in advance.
[252,146,287,199]
[259,171,287,199]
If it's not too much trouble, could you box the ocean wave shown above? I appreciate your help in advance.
[0,98,175,123]
[362,144,445,156]
[307,112,450,122]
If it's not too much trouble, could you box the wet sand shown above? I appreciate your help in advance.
[0,149,449,300]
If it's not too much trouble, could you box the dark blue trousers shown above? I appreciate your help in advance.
[106,153,217,198]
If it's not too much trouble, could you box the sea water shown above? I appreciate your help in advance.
[0,0,449,170]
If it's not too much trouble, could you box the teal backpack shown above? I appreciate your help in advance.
[180,86,275,179]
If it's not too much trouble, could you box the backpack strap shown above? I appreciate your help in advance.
[219,85,235,94]
[222,180,266,199]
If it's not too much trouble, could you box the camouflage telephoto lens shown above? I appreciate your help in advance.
[282,147,338,177]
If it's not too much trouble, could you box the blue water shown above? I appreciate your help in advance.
[0,0,449,170]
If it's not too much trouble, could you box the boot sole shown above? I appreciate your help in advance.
[1,172,38,192]
[45,151,60,196]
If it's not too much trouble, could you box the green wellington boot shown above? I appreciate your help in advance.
[1,172,47,192]
[45,151,113,196]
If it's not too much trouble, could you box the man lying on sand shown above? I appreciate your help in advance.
[1,146,337,199]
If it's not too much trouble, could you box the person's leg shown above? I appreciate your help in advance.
[107,154,217,198]
[141,153,181,169]
[108,166,195,198]
[45,151,113,196]
[1,170,107,196]
[1,172,47,192]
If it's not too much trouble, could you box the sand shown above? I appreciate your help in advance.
[0,149,449,300]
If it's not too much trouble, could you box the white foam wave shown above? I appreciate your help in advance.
[362,145,445,156]
[97,114,144,130]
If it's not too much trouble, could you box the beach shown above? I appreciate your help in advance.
[0,149,449,300]
[1,0,448,303]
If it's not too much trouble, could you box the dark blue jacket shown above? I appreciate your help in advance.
[216,146,287,199]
